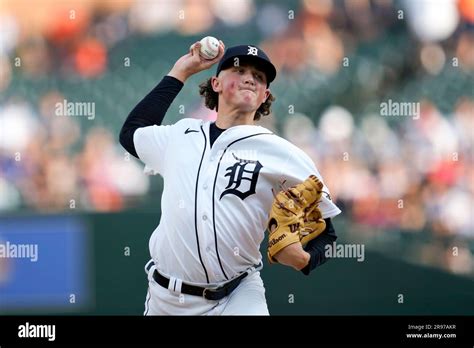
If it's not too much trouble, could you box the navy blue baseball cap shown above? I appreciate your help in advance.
[216,45,277,86]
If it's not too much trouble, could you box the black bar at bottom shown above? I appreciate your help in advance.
[0,316,472,346]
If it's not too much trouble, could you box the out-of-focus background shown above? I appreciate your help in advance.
[0,0,473,315]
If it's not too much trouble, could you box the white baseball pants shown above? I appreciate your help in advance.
[143,262,269,315]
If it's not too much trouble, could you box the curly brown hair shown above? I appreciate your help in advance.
[198,78,275,121]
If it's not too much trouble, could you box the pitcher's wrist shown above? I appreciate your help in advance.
[168,67,190,83]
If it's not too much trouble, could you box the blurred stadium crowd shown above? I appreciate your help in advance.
[0,0,473,275]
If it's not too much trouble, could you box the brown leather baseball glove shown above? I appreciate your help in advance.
[267,175,326,263]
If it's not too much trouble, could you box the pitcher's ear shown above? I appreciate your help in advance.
[263,89,270,102]
[211,76,221,93]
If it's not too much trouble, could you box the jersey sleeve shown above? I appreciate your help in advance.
[277,143,342,219]
[133,124,173,176]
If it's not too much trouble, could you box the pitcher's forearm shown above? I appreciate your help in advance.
[167,67,191,83]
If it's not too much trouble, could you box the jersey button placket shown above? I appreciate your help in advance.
[196,204,214,280]
[198,145,221,282]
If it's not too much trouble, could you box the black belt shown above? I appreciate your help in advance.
[153,270,249,301]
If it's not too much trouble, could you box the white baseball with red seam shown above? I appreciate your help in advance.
[199,36,219,60]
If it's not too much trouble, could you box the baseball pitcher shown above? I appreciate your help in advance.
[119,40,341,315]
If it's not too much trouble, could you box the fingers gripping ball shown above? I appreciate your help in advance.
[199,36,220,60]
[267,175,324,263]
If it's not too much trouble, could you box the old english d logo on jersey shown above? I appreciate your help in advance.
[220,153,262,201]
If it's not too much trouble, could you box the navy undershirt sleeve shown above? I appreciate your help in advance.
[119,75,184,158]
[301,218,338,275]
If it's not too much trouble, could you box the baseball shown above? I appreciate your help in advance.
[199,36,219,60]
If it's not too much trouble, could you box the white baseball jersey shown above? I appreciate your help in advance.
[134,118,341,285]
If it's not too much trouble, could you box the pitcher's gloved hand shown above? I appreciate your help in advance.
[267,175,325,263]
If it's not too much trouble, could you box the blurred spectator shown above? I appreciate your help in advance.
[74,38,107,78]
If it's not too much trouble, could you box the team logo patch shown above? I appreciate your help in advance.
[247,46,258,56]
[220,153,262,201]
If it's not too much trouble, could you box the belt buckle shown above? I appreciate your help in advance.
[202,287,219,300]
